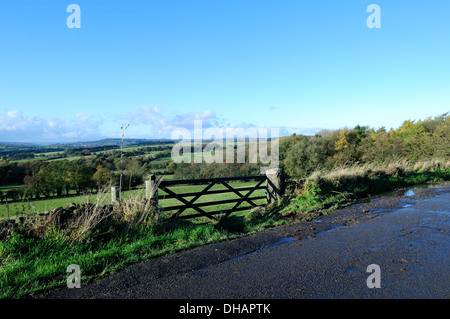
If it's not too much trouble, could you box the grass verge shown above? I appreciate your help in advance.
[0,196,286,299]
[281,159,450,219]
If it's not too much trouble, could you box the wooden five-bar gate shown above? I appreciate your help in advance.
[147,170,283,220]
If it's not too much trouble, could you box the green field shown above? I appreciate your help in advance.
[0,185,23,192]
[0,180,266,220]
[6,143,172,163]
[1,141,265,220]
[48,155,94,162]
[158,180,266,219]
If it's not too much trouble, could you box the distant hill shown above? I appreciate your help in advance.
[48,138,175,148]
[0,141,45,146]
[0,138,176,156]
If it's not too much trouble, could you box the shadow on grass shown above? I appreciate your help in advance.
[214,215,247,234]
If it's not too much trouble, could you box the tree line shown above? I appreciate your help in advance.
[280,113,449,179]
[0,152,174,202]
[164,113,449,180]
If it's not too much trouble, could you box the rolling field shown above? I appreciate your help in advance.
[0,180,266,220]
[6,143,172,163]
[1,141,266,220]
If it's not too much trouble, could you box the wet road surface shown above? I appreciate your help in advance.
[47,184,450,299]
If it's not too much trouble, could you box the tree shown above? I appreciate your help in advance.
[334,129,350,153]
[93,167,113,190]
[5,189,20,201]
[36,161,69,197]
[397,120,428,161]
[353,125,368,140]
[166,160,176,174]
[70,163,96,194]
[279,134,308,162]
[24,174,44,199]
[283,138,309,178]
[304,136,327,172]
[123,158,146,189]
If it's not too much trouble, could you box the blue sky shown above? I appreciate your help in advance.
[0,0,449,143]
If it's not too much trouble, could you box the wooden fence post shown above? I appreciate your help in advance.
[145,175,154,200]
[266,168,284,203]
[145,180,151,200]
[111,186,120,203]
[146,175,157,204]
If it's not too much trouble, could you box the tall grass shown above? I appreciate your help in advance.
[281,158,450,219]
[315,158,449,193]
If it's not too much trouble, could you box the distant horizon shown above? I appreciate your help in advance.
[1,109,448,146]
[0,111,450,146]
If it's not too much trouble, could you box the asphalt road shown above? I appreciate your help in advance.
[47,184,450,299]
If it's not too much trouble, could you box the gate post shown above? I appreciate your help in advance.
[146,174,157,203]
[111,186,120,203]
[266,168,284,203]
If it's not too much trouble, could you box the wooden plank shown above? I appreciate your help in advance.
[226,179,266,216]
[159,175,265,186]
[267,178,281,196]
[220,181,258,207]
[159,185,212,219]
[265,186,277,201]
[158,186,267,199]
[162,196,266,211]
[173,181,217,218]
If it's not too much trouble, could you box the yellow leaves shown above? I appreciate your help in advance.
[399,120,414,133]
[399,120,426,139]
[334,129,349,152]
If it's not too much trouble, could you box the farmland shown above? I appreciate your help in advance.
[0,139,263,219]
[0,179,266,220]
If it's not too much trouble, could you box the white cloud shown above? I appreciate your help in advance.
[75,112,92,123]
[0,107,325,144]
[0,110,103,143]
[118,106,325,140]
[118,106,223,137]
[118,105,161,125]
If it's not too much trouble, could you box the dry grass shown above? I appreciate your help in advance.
[0,177,164,243]
[310,158,450,186]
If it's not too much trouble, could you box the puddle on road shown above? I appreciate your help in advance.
[192,265,211,276]
[344,267,359,274]
[192,236,296,276]
[227,237,294,262]
[362,182,449,204]
[404,189,415,197]
[267,236,295,248]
